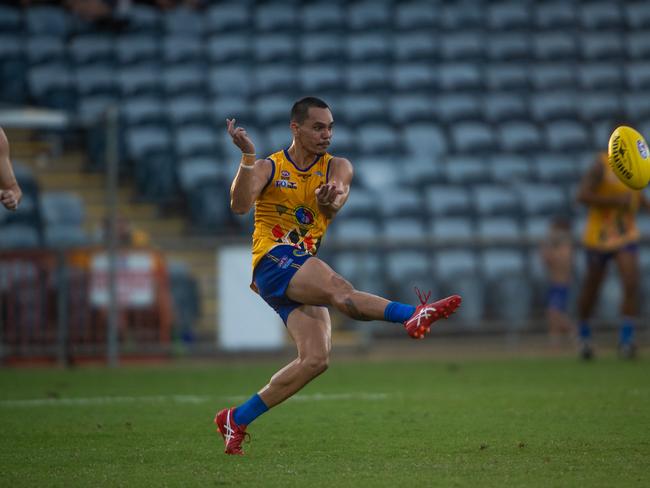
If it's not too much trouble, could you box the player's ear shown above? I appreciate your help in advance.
[290,120,299,137]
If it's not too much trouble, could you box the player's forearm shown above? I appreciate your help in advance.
[577,192,626,208]
[229,154,259,214]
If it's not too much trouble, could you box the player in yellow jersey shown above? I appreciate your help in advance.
[576,151,649,360]
[0,127,22,211]
[214,97,461,455]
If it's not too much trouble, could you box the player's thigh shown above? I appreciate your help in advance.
[286,304,332,359]
[581,252,608,290]
[615,248,639,291]
[286,257,351,305]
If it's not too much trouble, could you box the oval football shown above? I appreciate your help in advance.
[607,126,650,190]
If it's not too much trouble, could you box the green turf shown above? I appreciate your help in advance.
[1,356,649,487]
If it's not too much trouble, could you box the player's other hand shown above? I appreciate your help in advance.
[226,118,255,155]
[315,182,343,207]
[0,187,21,211]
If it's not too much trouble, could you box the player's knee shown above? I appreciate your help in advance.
[301,353,329,376]
[328,274,355,310]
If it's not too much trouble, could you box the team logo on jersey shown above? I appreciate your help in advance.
[294,205,316,227]
[297,173,312,181]
[275,180,297,189]
[280,170,291,180]
[315,171,324,177]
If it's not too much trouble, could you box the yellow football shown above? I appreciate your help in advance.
[607,126,650,190]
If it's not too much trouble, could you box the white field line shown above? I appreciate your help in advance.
[0,392,389,408]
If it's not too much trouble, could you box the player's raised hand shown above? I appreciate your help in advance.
[226,118,255,155]
[315,182,343,207]
[0,188,20,211]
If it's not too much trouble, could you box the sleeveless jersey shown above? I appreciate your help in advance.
[582,153,640,251]
[251,149,334,270]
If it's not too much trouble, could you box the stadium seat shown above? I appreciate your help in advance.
[382,217,427,242]
[440,32,484,61]
[333,251,386,297]
[577,64,623,90]
[486,34,530,61]
[529,64,576,91]
[518,184,568,215]
[75,65,116,98]
[472,185,519,216]
[477,217,521,242]
[265,123,292,150]
[162,65,206,97]
[299,34,343,63]
[187,179,232,230]
[580,2,623,30]
[534,2,576,29]
[487,2,530,30]
[424,185,472,216]
[443,156,489,185]
[578,93,622,123]
[206,3,250,33]
[330,124,357,155]
[69,34,114,66]
[175,124,219,159]
[488,154,531,183]
[254,65,298,95]
[44,225,89,249]
[0,224,41,249]
[626,32,650,60]
[391,63,436,92]
[435,249,478,279]
[177,157,223,193]
[636,214,650,240]
[121,97,165,127]
[126,4,161,33]
[78,95,117,125]
[27,36,65,66]
[481,249,525,279]
[337,188,376,219]
[451,122,495,153]
[302,64,344,92]
[118,66,162,97]
[342,63,389,92]
[440,3,483,29]
[435,95,482,123]
[377,188,422,218]
[580,32,624,61]
[399,155,441,188]
[116,35,159,65]
[623,92,650,121]
[625,63,650,90]
[430,217,474,242]
[301,3,344,30]
[206,34,250,63]
[624,2,650,30]
[0,5,22,33]
[388,94,436,124]
[125,126,172,160]
[524,215,553,241]
[28,64,76,111]
[497,120,543,153]
[338,95,387,124]
[434,249,484,324]
[347,1,391,30]
[394,2,439,30]
[438,63,482,92]
[210,97,251,125]
[255,3,297,31]
[385,250,433,305]
[329,218,378,243]
[162,36,203,65]
[254,34,296,63]
[401,123,447,157]
[485,64,528,91]
[533,32,577,61]
[530,92,578,122]
[164,6,204,36]
[40,192,85,227]
[532,154,579,183]
[483,93,528,123]
[354,156,399,189]
[545,121,590,151]
[254,95,294,125]
[208,66,252,97]
[393,33,437,62]
[26,6,70,37]
[346,33,391,62]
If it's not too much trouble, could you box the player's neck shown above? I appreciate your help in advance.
[286,142,317,170]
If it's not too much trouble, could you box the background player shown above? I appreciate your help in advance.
[576,151,649,359]
[214,97,461,455]
[0,127,22,211]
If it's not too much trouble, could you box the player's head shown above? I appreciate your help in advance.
[290,97,333,156]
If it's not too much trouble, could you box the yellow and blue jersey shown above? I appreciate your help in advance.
[251,149,334,271]
[582,152,640,251]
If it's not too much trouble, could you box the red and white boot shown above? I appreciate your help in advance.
[404,289,462,339]
[215,407,250,455]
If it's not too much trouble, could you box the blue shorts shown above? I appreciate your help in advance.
[253,245,313,325]
[585,242,638,268]
[546,284,569,312]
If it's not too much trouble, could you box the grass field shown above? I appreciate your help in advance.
[1,355,649,487]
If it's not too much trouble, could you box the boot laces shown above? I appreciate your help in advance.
[414,287,431,306]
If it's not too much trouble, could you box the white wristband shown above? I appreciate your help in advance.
[240,163,255,170]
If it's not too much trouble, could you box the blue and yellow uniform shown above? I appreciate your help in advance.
[252,149,334,323]
[582,152,640,262]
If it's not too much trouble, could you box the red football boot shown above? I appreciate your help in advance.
[215,407,250,455]
[404,289,462,339]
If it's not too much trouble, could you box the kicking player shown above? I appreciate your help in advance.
[0,127,22,211]
[576,151,648,359]
[214,97,461,455]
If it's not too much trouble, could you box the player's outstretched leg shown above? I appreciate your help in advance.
[286,258,461,339]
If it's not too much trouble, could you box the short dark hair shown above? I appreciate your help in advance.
[291,97,329,124]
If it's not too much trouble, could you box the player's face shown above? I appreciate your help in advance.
[294,107,334,156]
